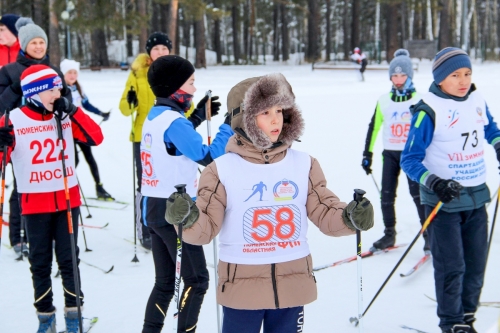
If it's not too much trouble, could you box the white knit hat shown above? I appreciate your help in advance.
[60,59,80,75]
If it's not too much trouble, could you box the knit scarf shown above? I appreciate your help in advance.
[168,89,193,112]
[391,78,416,102]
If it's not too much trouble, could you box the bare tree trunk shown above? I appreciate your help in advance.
[307,0,320,62]
[409,0,414,40]
[273,2,279,61]
[343,0,350,60]
[138,0,148,52]
[386,2,399,61]
[401,0,406,42]
[168,0,179,55]
[249,0,256,62]
[281,2,289,61]
[426,0,433,40]
[213,0,222,64]
[243,0,249,61]
[232,0,241,64]
[326,0,332,61]
[91,29,110,67]
[194,17,206,68]
[351,0,360,49]
[183,15,191,59]
[492,0,498,53]
[48,0,61,64]
[438,0,452,49]
[32,0,44,25]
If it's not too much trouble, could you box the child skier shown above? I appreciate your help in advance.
[0,64,103,332]
[350,47,368,81]
[60,58,113,200]
[362,49,426,252]
[165,73,375,332]
[401,47,500,333]
[140,55,232,333]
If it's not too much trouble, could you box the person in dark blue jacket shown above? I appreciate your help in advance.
[140,55,233,333]
[60,59,113,200]
[401,48,500,333]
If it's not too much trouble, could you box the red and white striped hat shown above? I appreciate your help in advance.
[20,64,63,98]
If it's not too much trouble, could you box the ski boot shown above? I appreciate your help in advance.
[442,324,470,333]
[423,230,431,253]
[13,242,29,257]
[372,227,396,251]
[37,310,56,333]
[96,183,115,201]
[464,314,477,333]
[64,307,81,333]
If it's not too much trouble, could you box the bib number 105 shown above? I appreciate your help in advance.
[391,123,410,138]
[244,205,301,243]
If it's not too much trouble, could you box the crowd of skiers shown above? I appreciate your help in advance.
[0,12,497,333]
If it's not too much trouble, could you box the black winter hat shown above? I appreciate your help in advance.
[0,14,20,36]
[145,32,172,56]
[148,55,195,98]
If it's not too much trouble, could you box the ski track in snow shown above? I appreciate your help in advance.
[1,61,499,332]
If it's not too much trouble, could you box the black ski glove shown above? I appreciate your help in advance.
[101,111,110,121]
[0,124,14,147]
[189,96,221,128]
[53,97,78,118]
[165,191,199,229]
[431,178,463,204]
[361,151,373,175]
[342,197,374,231]
[127,89,138,108]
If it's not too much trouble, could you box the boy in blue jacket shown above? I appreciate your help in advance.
[401,48,500,333]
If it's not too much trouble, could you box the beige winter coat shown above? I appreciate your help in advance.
[182,134,355,310]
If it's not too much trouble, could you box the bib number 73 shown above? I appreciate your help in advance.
[243,205,301,243]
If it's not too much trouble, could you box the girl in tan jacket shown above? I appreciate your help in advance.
[165,73,374,332]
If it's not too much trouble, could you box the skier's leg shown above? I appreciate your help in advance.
[25,212,56,313]
[461,206,488,319]
[142,225,176,333]
[178,241,209,332]
[263,306,304,333]
[54,208,84,309]
[222,307,264,333]
[78,142,101,184]
[426,206,465,330]
[407,176,426,225]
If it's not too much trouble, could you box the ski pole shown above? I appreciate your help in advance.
[172,184,190,332]
[129,86,139,263]
[350,201,444,326]
[0,109,10,255]
[349,189,366,332]
[54,112,84,333]
[205,90,222,333]
[77,177,92,218]
[370,174,381,195]
[78,209,92,252]
[15,217,25,261]
[486,183,500,267]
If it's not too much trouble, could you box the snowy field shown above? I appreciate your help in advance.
[1,61,500,333]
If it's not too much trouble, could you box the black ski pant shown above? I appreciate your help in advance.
[75,142,101,184]
[133,142,149,239]
[8,176,23,246]
[142,224,209,333]
[381,150,425,228]
[426,205,487,330]
[25,207,83,313]
[360,58,368,73]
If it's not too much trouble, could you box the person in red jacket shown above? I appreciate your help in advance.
[0,64,103,333]
[0,14,21,68]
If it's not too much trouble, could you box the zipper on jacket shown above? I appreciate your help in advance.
[306,257,316,283]
[221,263,231,292]
[271,264,279,308]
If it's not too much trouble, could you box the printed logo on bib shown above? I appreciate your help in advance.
[243,205,301,244]
[447,110,460,128]
[244,181,268,202]
[143,133,153,148]
[273,179,299,201]
[476,107,485,124]
[141,133,158,187]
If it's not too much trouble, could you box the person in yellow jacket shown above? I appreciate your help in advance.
[119,32,220,249]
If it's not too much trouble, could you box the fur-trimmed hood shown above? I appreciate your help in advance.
[228,73,304,150]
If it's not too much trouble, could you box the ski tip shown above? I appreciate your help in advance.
[105,266,115,274]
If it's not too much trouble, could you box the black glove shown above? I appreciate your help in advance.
[53,97,77,118]
[431,178,463,204]
[189,95,221,128]
[10,81,21,95]
[361,151,373,175]
[165,191,200,229]
[0,124,14,147]
[127,89,138,108]
[101,111,110,121]
[342,197,374,231]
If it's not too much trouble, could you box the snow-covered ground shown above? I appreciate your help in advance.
[1,61,499,332]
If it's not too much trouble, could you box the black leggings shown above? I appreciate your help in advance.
[75,142,100,184]
[142,224,209,333]
[381,150,425,228]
